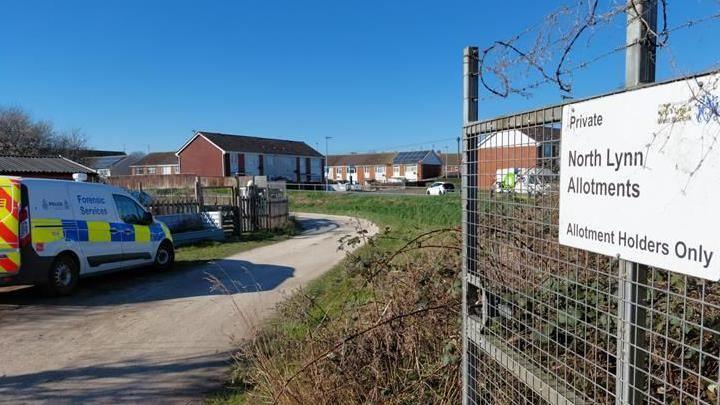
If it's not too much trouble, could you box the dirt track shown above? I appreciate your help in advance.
[0,213,375,404]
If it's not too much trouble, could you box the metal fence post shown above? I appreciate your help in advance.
[616,1,657,404]
[462,45,479,405]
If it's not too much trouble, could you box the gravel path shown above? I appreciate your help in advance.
[0,213,376,404]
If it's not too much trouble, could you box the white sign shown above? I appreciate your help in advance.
[559,73,720,281]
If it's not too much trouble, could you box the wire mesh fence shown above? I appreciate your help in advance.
[462,94,720,404]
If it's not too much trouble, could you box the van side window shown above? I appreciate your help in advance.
[113,194,147,224]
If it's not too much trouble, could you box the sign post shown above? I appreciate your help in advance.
[618,2,656,401]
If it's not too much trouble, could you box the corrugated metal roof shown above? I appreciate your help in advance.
[0,155,96,174]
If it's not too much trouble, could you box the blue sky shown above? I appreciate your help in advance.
[1,1,718,155]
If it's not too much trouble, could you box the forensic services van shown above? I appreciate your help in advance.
[0,176,174,295]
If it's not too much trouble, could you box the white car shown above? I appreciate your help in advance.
[426,182,456,195]
[0,176,174,295]
[334,182,361,192]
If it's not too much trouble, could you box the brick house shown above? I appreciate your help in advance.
[440,153,461,177]
[327,150,443,183]
[477,127,560,189]
[326,153,396,183]
[391,151,443,182]
[130,152,180,175]
[176,131,324,182]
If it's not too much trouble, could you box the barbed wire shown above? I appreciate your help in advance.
[478,0,720,100]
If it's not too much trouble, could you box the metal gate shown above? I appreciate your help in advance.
[461,80,720,404]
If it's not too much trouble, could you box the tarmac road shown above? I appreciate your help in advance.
[0,213,376,404]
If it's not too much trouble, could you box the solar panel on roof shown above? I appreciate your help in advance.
[393,151,430,164]
[88,155,126,169]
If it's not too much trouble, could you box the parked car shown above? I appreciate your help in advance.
[335,182,361,192]
[426,182,456,195]
[0,176,174,295]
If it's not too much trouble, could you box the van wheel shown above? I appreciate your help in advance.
[46,255,79,296]
[154,241,175,271]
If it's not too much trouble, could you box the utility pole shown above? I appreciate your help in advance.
[324,136,332,192]
[456,136,461,178]
[444,145,449,179]
[616,1,657,404]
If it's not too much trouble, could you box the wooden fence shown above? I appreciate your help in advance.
[147,199,200,215]
[148,196,289,234]
[107,174,260,191]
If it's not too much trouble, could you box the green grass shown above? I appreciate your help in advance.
[175,221,299,265]
[210,191,461,403]
[290,191,461,244]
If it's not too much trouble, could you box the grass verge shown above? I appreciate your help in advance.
[175,218,299,265]
[210,191,462,404]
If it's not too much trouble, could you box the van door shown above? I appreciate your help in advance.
[112,194,155,265]
[67,183,125,273]
[0,177,20,276]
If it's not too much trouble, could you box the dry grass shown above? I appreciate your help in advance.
[211,192,462,404]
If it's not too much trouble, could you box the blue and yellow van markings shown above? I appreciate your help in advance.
[32,219,170,244]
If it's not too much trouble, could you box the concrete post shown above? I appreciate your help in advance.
[462,46,479,405]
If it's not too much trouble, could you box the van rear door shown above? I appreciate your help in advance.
[0,177,21,275]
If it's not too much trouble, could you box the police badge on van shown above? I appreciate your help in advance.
[42,198,70,210]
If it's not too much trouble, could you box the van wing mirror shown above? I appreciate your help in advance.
[142,211,153,224]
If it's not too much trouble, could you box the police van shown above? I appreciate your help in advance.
[0,176,174,295]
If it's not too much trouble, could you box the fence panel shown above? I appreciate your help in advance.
[147,199,200,215]
[106,174,260,190]
[463,98,720,404]
[146,195,288,235]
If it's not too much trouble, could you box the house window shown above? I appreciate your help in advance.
[364,166,370,174]
[348,166,356,174]
[376,166,384,174]
[405,164,417,174]
[148,167,156,175]
[162,166,172,175]
[393,165,400,176]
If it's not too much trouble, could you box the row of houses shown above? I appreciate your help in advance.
[326,150,445,183]
[85,131,456,184]
[0,127,554,187]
